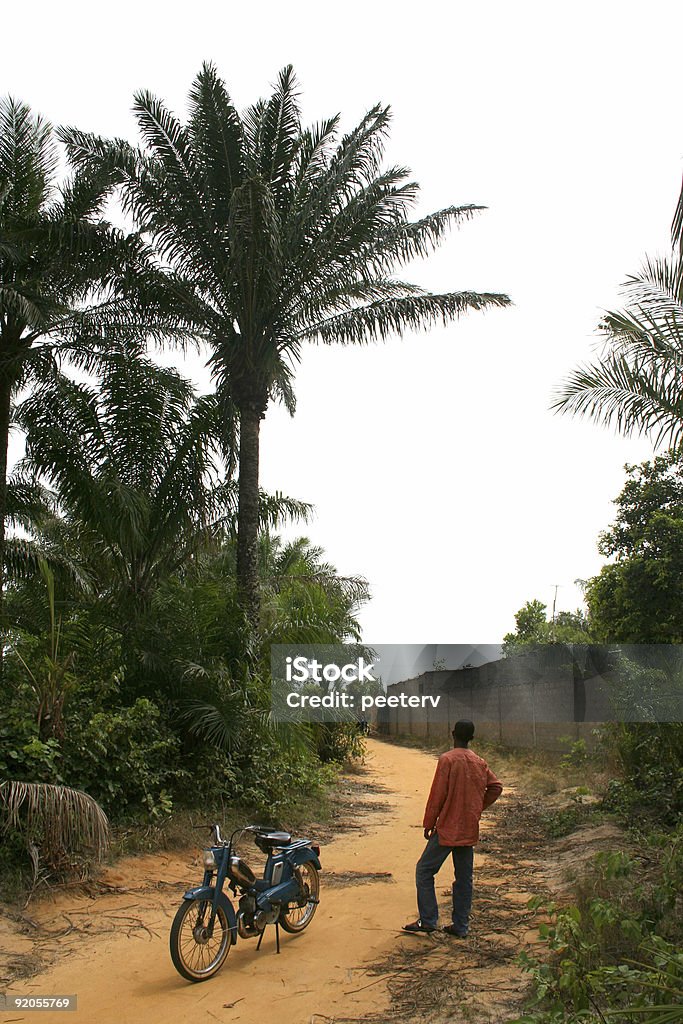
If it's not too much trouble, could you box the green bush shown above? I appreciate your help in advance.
[540,803,593,838]
[313,722,365,763]
[601,723,683,825]
[514,832,683,1023]
[60,698,184,818]
[209,734,336,818]
[0,673,61,782]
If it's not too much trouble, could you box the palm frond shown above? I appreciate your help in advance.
[5,471,54,529]
[672,171,683,253]
[187,61,244,205]
[0,780,109,862]
[555,246,683,449]
[253,65,301,200]
[300,290,511,344]
[0,96,57,215]
[4,533,96,594]
[552,351,683,450]
[175,697,244,750]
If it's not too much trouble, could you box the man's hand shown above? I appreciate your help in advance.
[424,827,435,840]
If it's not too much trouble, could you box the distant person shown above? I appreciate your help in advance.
[403,720,503,937]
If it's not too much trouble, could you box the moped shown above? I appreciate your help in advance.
[169,823,322,982]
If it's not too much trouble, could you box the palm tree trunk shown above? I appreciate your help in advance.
[236,402,262,627]
[0,373,12,642]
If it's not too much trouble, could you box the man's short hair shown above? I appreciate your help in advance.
[452,720,475,743]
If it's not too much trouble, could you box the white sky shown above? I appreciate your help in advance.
[4,0,680,643]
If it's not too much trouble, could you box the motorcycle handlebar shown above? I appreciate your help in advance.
[209,823,277,849]
[210,823,226,845]
[211,823,260,849]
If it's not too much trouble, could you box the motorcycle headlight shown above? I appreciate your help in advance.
[203,849,217,871]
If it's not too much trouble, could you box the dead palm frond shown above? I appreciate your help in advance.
[0,779,110,867]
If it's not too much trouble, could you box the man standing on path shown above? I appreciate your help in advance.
[403,720,503,937]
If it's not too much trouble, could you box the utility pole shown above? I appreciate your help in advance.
[551,584,560,640]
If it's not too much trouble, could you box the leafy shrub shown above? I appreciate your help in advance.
[540,803,593,838]
[513,832,683,1023]
[559,738,590,770]
[601,723,683,825]
[218,736,334,817]
[60,698,184,818]
[0,674,62,782]
[313,722,365,763]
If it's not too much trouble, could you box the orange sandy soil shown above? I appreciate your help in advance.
[0,738,599,1024]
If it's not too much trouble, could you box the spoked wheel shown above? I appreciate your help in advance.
[169,899,231,982]
[279,862,320,933]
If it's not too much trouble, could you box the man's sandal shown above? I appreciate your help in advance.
[442,925,468,937]
[402,920,436,934]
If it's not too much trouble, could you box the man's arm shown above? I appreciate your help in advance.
[483,766,503,809]
[423,756,450,833]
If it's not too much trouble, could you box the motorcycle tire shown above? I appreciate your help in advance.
[169,899,231,982]
[279,862,320,933]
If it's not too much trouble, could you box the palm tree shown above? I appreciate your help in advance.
[259,534,369,644]
[14,348,309,674]
[553,180,683,447]
[163,533,370,754]
[60,64,511,625]
[0,96,165,621]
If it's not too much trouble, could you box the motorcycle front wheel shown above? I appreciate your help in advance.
[169,899,231,982]
[279,862,320,933]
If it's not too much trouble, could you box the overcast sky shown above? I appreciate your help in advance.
[5,0,680,643]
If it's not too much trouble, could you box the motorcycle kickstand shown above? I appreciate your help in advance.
[255,922,281,954]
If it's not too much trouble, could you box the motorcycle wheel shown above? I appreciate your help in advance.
[169,899,231,982]
[279,862,320,933]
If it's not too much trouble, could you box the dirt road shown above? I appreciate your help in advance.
[0,739,547,1023]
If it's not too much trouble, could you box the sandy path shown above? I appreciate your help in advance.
[0,739,535,1024]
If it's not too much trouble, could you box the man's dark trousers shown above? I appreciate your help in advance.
[416,833,474,933]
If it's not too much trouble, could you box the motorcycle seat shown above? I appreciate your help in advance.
[255,830,292,848]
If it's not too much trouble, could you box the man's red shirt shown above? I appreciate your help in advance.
[423,747,503,846]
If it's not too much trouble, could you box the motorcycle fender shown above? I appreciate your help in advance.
[182,886,238,944]
[289,847,322,871]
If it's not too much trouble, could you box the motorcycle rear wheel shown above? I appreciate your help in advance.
[279,862,320,933]
[170,899,231,982]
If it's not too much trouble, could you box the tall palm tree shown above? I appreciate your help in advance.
[60,64,511,625]
[0,96,168,620]
[553,180,683,447]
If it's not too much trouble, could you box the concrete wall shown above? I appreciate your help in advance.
[378,649,613,751]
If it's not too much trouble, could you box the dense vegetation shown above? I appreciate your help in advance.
[0,348,369,889]
[0,67,505,893]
